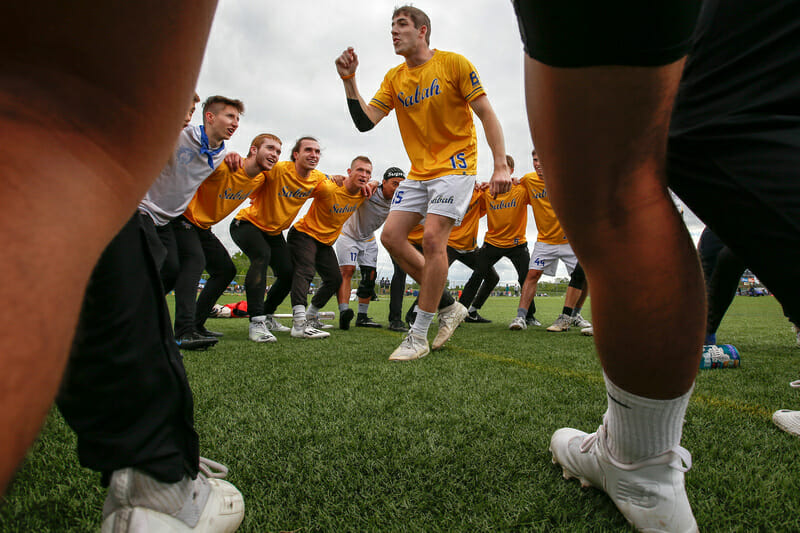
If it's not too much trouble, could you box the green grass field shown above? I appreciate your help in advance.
[2,295,800,532]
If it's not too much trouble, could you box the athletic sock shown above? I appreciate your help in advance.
[572,307,582,317]
[603,372,693,463]
[339,303,350,313]
[562,306,574,316]
[292,305,306,327]
[250,314,266,323]
[307,304,320,318]
[468,305,477,313]
[439,292,455,309]
[410,309,435,338]
[358,302,369,314]
[516,308,528,319]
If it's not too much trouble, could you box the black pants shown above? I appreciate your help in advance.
[230,219,294,318]
[449,246,499,310]
[171,216,236,336]
[157,222,179,294]
[391,244,456,319]
[474,242,534,314]
[287,228,341,309]
[57,212,199,484]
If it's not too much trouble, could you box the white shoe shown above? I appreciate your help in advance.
[265,315,290,333]
[509,317,527,331]
[431,302,468,350]
[290,321,330,339]
[773,379,800,436]
[581,326,594,336]
[571,313,592,328]
[550,425,697,533]
[101,457,244,533]
[249,319,276,343]
[388,332,430,361]
[547,313,572,332]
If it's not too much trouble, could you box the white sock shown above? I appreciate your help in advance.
[468,306,477,313]
[410,309,435,338]
[307,304,320,317]
[339,303,350,312]
[292,305,306,327]
[603,372,693,463]
[250,315,266,324]
[358,302,369,314]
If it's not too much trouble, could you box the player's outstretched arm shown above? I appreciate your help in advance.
[470,95,511,197]
[0,0,218,494]
[335,47,387,131]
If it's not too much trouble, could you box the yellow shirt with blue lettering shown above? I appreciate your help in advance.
[483,183,530,248]
[522,172,568,245]
[448,189,485,251]
[183,162,264,229]
[370,50,485,181]
[293,180,367,245]
[236,161,327,235]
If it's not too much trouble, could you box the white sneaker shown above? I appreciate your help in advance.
[550,425,697,533]
[101,457,244,533]
[509,317,527,330]
[307,315,333,330]
[388,332,430,361]
[290,321,330,339]
[571,313,592,328]
[431,302,468,350]
[265,315,290,333]
[772,379,800,436]
[547,313,572,332]
[249,319,276,343]
[581,326,594,336]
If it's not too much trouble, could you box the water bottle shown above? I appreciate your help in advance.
[700,344,741,369]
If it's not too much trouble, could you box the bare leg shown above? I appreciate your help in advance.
[525,58,704,399]
[0,1,218,492]
[338,265,356,304]
[518,269,543,311]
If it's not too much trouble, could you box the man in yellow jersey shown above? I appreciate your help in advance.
[172,133,281,345]
[335,5,511,361]
[230,137,336,343]
[470,156,536,328]
[511,151,591,332]
[288,157,372,339]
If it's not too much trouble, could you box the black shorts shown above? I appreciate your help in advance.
[512,0,700,67]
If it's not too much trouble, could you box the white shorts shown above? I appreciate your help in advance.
[390,174,476,226]
[529,242,578,276]
[335,233,379,268]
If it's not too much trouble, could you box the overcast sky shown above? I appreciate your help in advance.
[194,0,704,285]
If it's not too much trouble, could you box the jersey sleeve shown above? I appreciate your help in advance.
[454,54,485,103]
[369,71,396,115]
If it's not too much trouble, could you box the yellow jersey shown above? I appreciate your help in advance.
[522,172,568,245]
[483,183,530,248]
[183,161,265,229]
[448,189,485,251]
[293,180,367,245]
[235,161,328,235]
[370,50,485,181]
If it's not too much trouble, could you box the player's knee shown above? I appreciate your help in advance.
[357,266,376,298]
[526,269,543,283]
[568,264,586,289]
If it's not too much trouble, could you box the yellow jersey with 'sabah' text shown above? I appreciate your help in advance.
[448,188,485,251]
[369,50,485,182]
[293,180,367,246]
[521,172,568,245]
[235,161,329,235]
[483,183,530,249]
[183,161,265,229]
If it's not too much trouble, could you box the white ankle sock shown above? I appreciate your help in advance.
[410,309,435,338]
[292,305,306,327]
[307,304,320,317]
[358,303,369,314]
[468,306,477,313]
[603,372,693,463]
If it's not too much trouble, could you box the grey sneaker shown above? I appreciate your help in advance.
[432,302,468,350]
[307,315,333,330]
[248,319,276,343]
[265,315,290,333]
[509,316,527,330]
[526,316,542,327]
[571,313,592,328]
[388,332,430,361]
[101,457,244,532]
[547,313,572,332]
[550,424,697,533]
[290,321,330,339]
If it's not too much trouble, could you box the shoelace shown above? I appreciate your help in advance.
[580,425,692,474]
[199,457,229,479]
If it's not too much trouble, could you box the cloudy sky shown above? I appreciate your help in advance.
[194,0,704,285]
